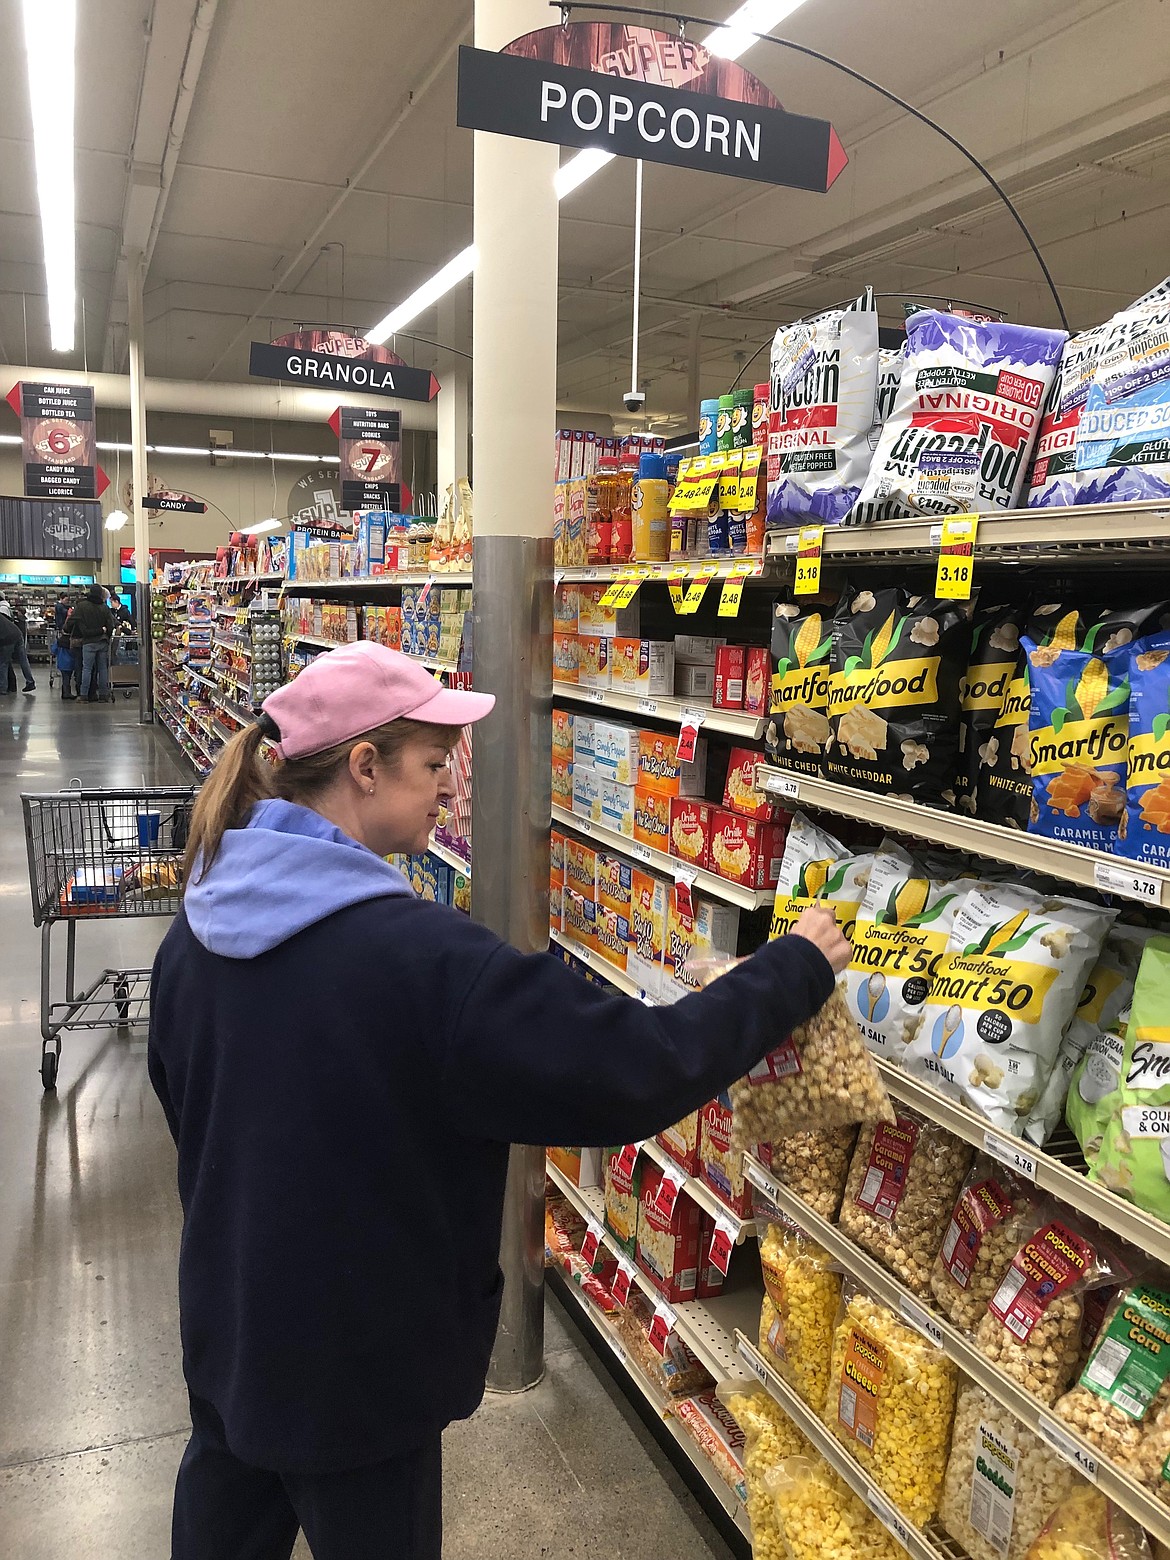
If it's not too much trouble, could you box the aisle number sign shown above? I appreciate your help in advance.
[935,514,979,599]
[793,525,825,595]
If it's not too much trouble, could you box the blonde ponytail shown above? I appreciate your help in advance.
[183,722,275,884]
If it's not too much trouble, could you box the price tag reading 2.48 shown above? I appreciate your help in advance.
[793,525,824,596]
[935,514,979,600]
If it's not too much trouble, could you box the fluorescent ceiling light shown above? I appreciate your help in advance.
[555,148,616,200]
[0,434,340,464]
[706,0,810,62]
[104,510,129,532]
[241,518,283,535]
[366,246,477,345]
[21,0,77,352]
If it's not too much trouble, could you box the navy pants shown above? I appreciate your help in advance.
[172,1395,443,1560]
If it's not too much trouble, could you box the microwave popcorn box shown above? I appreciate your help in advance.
[663,892,741,998]
[628,868,669,1000]
[714,646,746,710]
[633,787,671,855]
[401,584,420,619]
[552,707,575,760]
[549,879,564,933]
[597,852,633,916]
[657,1112,701,1176]
[554,583,580,632]
[610,638,675,697]
[600,780,636,838]
[551,756,574,810]
[638,731,708,798]
[722,747,783,822]
[577,635,611,690]
[710,808,786,890]
[577,584,641,640]
[669,797,714,872]
[603,1148,640,1257]
[675,662,716,701]
[572,714,596,771]
[594,906,631,971]
[550,829,566,888]
[593,720,640,785]
[674,634,726,666]
[572,767,603,823]
[566,480,587,563]
[553,631,578,684]
[563,887,598,952]
[636,1163,702,1304]
[699,1094,752,1217]
[547,1145,604,1189]
[564,837,598,898]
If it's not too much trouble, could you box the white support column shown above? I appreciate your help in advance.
[126,251,153,723]
[471,0,559,1394]
[437,291,471,506]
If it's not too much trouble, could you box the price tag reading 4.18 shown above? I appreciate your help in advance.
[793,525,824,596]
[935,514,979,600]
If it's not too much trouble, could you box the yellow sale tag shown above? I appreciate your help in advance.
[717,560,758,618]
[935,515,979,599]
[600,568,647,609]
[677,562,721,615]
[665,564,690,614]
[598,569,634,608]
[716,450,743,510]
[793,525,824,595]
[669,455,720,514]
[733,448,763,513]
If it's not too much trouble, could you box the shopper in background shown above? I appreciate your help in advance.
[150,640,849,1560]
[62,584,116,703]
[0,607,26,695]
[0,599,37,692]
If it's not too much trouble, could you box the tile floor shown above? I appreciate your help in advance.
[0,692,730,1559]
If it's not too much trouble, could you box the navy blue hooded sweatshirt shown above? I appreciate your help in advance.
[148,798,834,1475]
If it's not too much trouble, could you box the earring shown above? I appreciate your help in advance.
[368,787,375,796]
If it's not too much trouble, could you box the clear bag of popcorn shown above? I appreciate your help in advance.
[839,1109,974,1297]
[719,1379,809,1559]
[824,1286,959,1525]
[1054,1283,1170,1502]
[766,1454,905,1560]
[756,1127,858,1220]
[1023,1487,1151,1560]
[939,1382,1081,1560]
[973,1210,1114,1407]
[930,1158,1042,1332]
[758,1220,842,1412]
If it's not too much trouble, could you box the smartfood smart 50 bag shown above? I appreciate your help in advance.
[766,290,880,529]
[849,310,1067,523]
[1076,278,1170,506]
[766,599,833,778]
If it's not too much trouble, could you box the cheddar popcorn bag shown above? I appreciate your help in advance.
[827,585,975,804]
[768,599,833,778]
[902,882,1116,1137]
[824,1286,959,1525]
[758,1218,842,1411]
[960,604,1028,813]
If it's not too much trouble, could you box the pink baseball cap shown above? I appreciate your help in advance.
[261,641,495,760]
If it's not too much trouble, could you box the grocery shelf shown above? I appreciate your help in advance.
[763,499,1170,567]
[555,684,767,741]
[221,572,284,585]
[735,1336,955,1560]
[546,1267,753,1544]
[741,1154,1170,1545]
[426,834,471,877]
[874,1060,1170,1270]
[549,926,646,998]
[289,634,459,675]
[282,571,472,593]
[551,804,773,912]
[558,558,771,584]
[755,764,1170,909]
[639,1137,755,1245]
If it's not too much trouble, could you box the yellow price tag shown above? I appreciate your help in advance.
[935,514,979,599]
[716,450,743,510]
[598,568,635,608]
[665,564,690,614]
[669,455,720,514]
[678,562,721,615]
[732,448,763,512]
[793,525,824,596]
[717,560,757,618]
[600,568,649,609]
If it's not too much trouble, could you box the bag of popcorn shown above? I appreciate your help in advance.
[766,1454,905,1560]
[755,1127,858,1221]
[930,1158,1042,1332]
[1023,1487,1152,1560]
[718,1379,809,1556]
[758,1219,842,1411]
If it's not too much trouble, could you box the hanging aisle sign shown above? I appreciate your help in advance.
[250,330,439,404]
[456,24,847,191]
[5,383,108,501]
[329,406,402,513]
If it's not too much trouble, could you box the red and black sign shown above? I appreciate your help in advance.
[329,406,402,513]
[6,382,109,501]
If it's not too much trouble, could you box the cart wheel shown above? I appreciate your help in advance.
[40,1048,58,1091]
[114,978,131,1027]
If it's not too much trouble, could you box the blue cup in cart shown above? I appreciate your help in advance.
[137,811,161,848]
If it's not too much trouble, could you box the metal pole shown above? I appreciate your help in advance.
[472,0,559,1394]
[126,251,153,724]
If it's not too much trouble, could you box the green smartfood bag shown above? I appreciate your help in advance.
[1078,937,1170,1215]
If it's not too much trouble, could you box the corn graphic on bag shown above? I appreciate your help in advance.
[767,599,832,777]
[1122,629,1170,868]
[845,841,973,1061]
[767,813,872,943]
[902,883,1116,1136]
[828,585,975,803]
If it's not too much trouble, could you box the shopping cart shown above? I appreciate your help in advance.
[21,785,197,1089]
[109,630,140,699]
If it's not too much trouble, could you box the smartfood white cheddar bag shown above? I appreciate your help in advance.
[903,884,1115,1135]
[849,311,1067,523]
[766,289,880,529]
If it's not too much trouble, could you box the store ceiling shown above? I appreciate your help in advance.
[0,0,1167,433]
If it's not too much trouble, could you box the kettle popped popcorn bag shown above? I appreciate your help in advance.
[850,310,1067,523]
[1075,278,1170,507]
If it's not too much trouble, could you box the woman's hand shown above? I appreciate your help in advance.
[790,905,851,974]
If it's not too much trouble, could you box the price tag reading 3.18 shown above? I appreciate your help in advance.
[934,514,979,600]
[793,525,824,596]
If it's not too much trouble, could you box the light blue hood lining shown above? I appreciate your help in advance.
[185,797,414,958]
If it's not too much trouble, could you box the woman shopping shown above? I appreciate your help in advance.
[149,641,849,1560]
[61,583,115,701]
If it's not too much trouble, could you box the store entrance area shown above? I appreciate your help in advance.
[0,700,728,1560]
